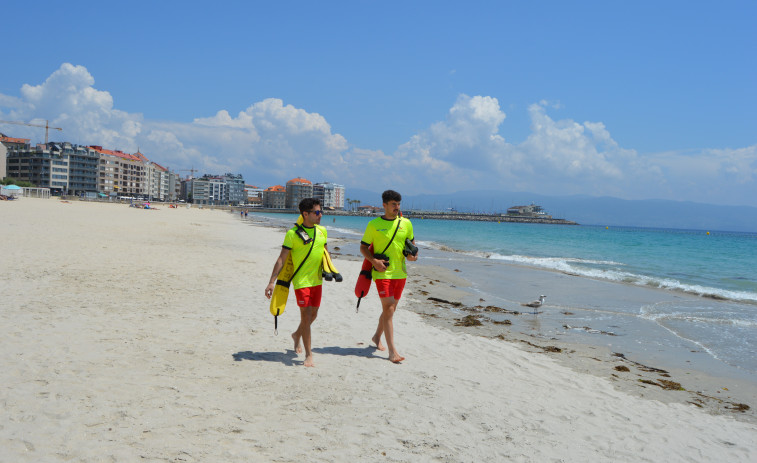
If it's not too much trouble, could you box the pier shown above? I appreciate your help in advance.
[246,207,578,225]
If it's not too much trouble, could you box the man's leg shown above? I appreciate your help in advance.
[297,306,319,367]
[292,330,302,354]
[378,296,404,363]
[372,315,386,351]
[372,279,389,350]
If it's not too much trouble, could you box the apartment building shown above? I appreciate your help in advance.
[1,134,31,180]
[190,173,247,205]
[67,143,99,195]
[313,182,345,210]
[262,185,286,208]
[285,177,313,209]
[145,162,176,201]
[89,146,148,198]
[6,142,72,194]
[245,185,264,206]
[4,133,184,199]
[225,174,246,205]
[168,171,181,201]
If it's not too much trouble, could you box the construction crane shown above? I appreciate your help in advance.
[0,119,63,144]
[179,167,198,180]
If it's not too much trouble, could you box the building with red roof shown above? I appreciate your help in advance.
[263,185,286,208]
[89,145,148,197]
[1,134,31,179]
[285,177,313,209]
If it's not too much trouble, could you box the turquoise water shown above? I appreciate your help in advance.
[273,213,757,302]
[250,212,757,376]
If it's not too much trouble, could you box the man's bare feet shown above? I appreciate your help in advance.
[304,355,314,367]
[389,353,405,363]
[292,332,302,354]
[372,334,386,351]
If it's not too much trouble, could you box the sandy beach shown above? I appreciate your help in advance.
[1,198,755,462]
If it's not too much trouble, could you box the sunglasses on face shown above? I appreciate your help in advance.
[309,210,322,216]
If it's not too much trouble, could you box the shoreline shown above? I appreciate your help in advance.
[3,198,755,461]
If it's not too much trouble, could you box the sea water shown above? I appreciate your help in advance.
[249,212,757,378]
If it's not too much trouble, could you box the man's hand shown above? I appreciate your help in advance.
[371,257,388,272]
[264,282,275,299]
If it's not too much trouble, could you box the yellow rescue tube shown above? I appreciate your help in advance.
[322,249,342,282]
[270,253,294,317]
[269,214,304,317]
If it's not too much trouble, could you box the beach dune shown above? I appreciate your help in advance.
[1,198,754,462]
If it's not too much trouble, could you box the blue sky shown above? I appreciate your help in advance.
[1,0,755,206]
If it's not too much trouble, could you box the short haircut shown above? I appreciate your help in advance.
[382,190,402,203]
[298,197,321,214]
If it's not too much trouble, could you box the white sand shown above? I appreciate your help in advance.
[1,198,755,462]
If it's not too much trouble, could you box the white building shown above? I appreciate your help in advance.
[245,185,264,206]
[314,182,345,210]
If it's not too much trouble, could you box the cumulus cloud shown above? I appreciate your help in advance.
[1,64,754,206]
[393,96,639,194]
[10,63,144,149]
[0,64,353,186]
[182,98,350,181]
[390,96,756,205]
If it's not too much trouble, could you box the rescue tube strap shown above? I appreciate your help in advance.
[356,290,365,312]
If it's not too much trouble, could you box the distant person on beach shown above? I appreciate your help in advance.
[360,190,417,363]
[265,198,327,367]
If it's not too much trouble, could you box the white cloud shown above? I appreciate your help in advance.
[393,96,635,193]
[1,64,755,206]
[389,97,756,205]
[393,95,510,190]
[0,64,353,185]
[12,63,143,149]
[518,102,627,179]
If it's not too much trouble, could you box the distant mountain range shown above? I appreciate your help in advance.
[345,188,757,233]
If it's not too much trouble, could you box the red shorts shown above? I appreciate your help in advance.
[375,278,406,300]
[294,285,322,308]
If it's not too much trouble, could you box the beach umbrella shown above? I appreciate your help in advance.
[2,185,22,196]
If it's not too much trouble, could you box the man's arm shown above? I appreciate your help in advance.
[264,247,291,299]
[360,242,387,272]
[406,239,418,261]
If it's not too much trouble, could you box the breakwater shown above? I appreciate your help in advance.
[401,211,578,224]
[245,207,577,225]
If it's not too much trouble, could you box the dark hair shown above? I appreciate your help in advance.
[382,190,402,203]
[298,197,321,214]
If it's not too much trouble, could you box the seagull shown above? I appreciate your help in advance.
[522,295,546,309]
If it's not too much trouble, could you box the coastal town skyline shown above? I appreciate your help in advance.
[1,1,755,207]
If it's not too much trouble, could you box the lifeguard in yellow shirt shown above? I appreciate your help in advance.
[265,198,327,367]
[360,190,418,363]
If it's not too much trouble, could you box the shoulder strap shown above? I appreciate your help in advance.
[288,225,316,283]
[379,218,402,254]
